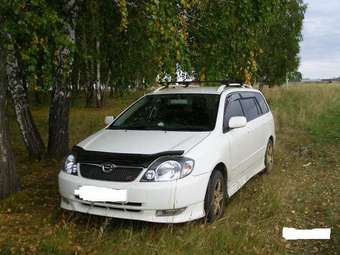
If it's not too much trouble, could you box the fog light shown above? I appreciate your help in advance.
[156,207,186,217]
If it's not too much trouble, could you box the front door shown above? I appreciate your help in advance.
[223,93,252,192]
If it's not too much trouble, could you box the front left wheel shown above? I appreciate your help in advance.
[264,139,274,173]
[204,170,226,223]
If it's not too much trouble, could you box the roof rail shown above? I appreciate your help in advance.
[158,80,200,87]
[217,84,226,93]
[158,79,244,86]
[153,81,200,93]
[153,79,251,93]
[153,86,166,92]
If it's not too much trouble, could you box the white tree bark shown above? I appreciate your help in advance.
[48,0,78,158]
[0,38,20,198]
[95,39,102,107]
[6,47,45,159]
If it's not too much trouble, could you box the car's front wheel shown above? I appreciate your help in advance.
[264,139,274,173]
[204,170,226,223]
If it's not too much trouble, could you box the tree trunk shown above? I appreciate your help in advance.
[0,40,20,199]
[82,32,93,107]
[84,60,94,107]
[47,79,70,158]
[109,85,114,98]
[85,85,93,107]
[76,70,80,91]
[105,70,112,99]
[6,49,45,159]
[114,81,120,96]
[199,66,206,81]
[47,0,76,159]
[95,40,102,108]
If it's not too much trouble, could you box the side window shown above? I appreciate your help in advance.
[223,98,244,130]
[240,98,261,122]
[254,93,269,113]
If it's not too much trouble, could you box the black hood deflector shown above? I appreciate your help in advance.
[72,146,184,168]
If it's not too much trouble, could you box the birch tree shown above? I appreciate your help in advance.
[6,48,45,159]
[47,0,78,158]
[1,0,46,159]
[0,33,20,199]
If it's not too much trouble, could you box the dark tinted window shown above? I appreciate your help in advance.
[240,98,261,121]
[224,98,244,129]
[254,93,269,113]
[109,94,220,131]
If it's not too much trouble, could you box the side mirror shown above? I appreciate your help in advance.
[229,116,247,129]
[104,116,115,125]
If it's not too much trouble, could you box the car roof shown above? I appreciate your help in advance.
[150,86,260,95]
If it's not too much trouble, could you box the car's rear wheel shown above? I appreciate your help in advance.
[204,170,226,223]
[264,139,274,173]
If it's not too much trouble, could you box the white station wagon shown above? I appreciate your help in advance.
[59,81,275,223]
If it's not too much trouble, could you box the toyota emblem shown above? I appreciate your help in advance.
[101,163,116,173]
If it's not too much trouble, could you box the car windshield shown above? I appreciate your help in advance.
[108,94,220,131]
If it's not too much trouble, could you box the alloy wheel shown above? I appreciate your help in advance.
[265,140,274,172]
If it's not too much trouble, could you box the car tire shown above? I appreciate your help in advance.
[204,170,226,223]
[264,139,274,173]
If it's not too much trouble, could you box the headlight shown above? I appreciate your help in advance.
[141,156,194,182]
[63,154,78,175]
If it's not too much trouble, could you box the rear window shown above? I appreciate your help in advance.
[240,92,269,114]
[254,93,269,113]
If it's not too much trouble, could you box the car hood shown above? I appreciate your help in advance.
[77,129,211,154]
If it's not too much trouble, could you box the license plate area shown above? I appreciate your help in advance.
[74,186,127,202]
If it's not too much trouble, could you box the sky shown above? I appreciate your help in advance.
[298,0,340,79]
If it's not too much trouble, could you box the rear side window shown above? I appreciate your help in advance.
[254,93,269,113]
[223,97,244,129]
[240,98,261,121]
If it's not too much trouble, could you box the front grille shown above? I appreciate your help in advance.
[79,163,143,182]
[72,146,184,182]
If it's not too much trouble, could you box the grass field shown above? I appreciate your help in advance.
[0,84,339,254]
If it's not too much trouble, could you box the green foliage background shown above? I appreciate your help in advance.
[1,0,306,90]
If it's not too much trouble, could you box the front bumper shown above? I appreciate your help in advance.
[58,171,209,223]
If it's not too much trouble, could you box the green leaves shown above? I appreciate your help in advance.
[1,0,71,90]
[256,0,306,85]
[1,0,306,93]
[187,0,306,84]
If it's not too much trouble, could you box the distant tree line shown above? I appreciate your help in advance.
[0,0,306,198]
